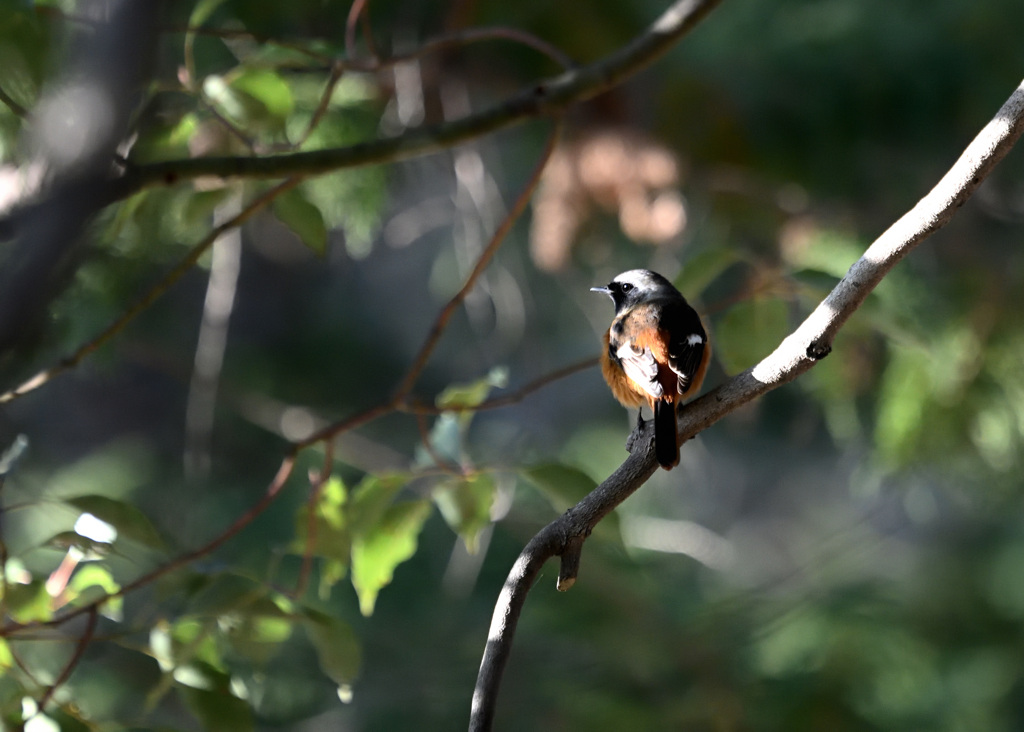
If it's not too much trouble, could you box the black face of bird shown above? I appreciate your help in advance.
[590,269,678,313]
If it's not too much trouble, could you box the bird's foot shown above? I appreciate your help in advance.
[626,411,652,454]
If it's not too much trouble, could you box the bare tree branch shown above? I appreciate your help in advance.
[37,607,98,711]
[469,76,1024,732]
[98,0,723,199]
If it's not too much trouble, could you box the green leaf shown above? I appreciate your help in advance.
[874,344,932,466]
[416,412,462,466]
[292,476,350,571]
[319,559,348,599]
[202,75,264,126]
[65,495,165,551]
[0,638,12,670]
[230,69,293,120]
[188,0,228,28]
[43,531,111,556]
[302,610,362,685]
[3,579,51,623]
[67,564,122,617]
[675,248,741,299]
[434,474,494,553]
[182,188,232,226]
[347,474,409,538]
[310,476,348,530]
[47,444,153,500]
[435,367,509,410]
[226,615,294,665]
[273,187,328,255]
[150,621,176,672]
[715,297,791,373]
[187,573,267,616]
[167,618,223,672]
[351,500,431,616]
[178,684,253,732]
[40,709,91,732]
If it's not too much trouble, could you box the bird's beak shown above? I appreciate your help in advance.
[590,286,611,294]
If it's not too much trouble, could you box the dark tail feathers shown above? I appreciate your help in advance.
[654,401,679,469]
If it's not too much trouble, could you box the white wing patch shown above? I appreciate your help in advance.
[686,333,704,346]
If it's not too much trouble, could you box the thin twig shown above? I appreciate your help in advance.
[294,439,335,599]
[0,85,27,117]
[399,357,597,415]
[414,411,463,474]
[295,401,397,450]
[9,642,45,686]
[162,22,567,73]
[393,119,563,401]
[469,76,1024,732]
[360,1,379,61]
[37,606,98,711]
[0,177,302,404]
[287,60,346,150]
[198,97,260,153]
[285,24,574,151]
[298,120,562,449]
[342,25,575,74]
[345,0,372,65]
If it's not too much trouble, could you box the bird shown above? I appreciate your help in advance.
[591,269,710,469]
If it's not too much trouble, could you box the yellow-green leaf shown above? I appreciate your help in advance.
[347,474,409,538]
[231,69,293,120]
[302,610,361,685]
[273,187,327,255]
[65,495,165,551]
[434,474,494,553]
[187,573,266,616]
[351,500,431,616]
[67,564,122,617]
[435,367,509,410]
[4,579,51,623]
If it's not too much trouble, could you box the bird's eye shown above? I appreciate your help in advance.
[620,283,633,293]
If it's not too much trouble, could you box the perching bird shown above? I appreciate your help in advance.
[592,269,710,469]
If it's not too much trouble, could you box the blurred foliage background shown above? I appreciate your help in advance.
[2,0,1024,729]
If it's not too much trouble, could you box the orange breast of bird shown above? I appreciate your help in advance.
[601,304,679,410]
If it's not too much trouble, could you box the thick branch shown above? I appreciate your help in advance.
[101,0,722,199]
[469,76,1024,732]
